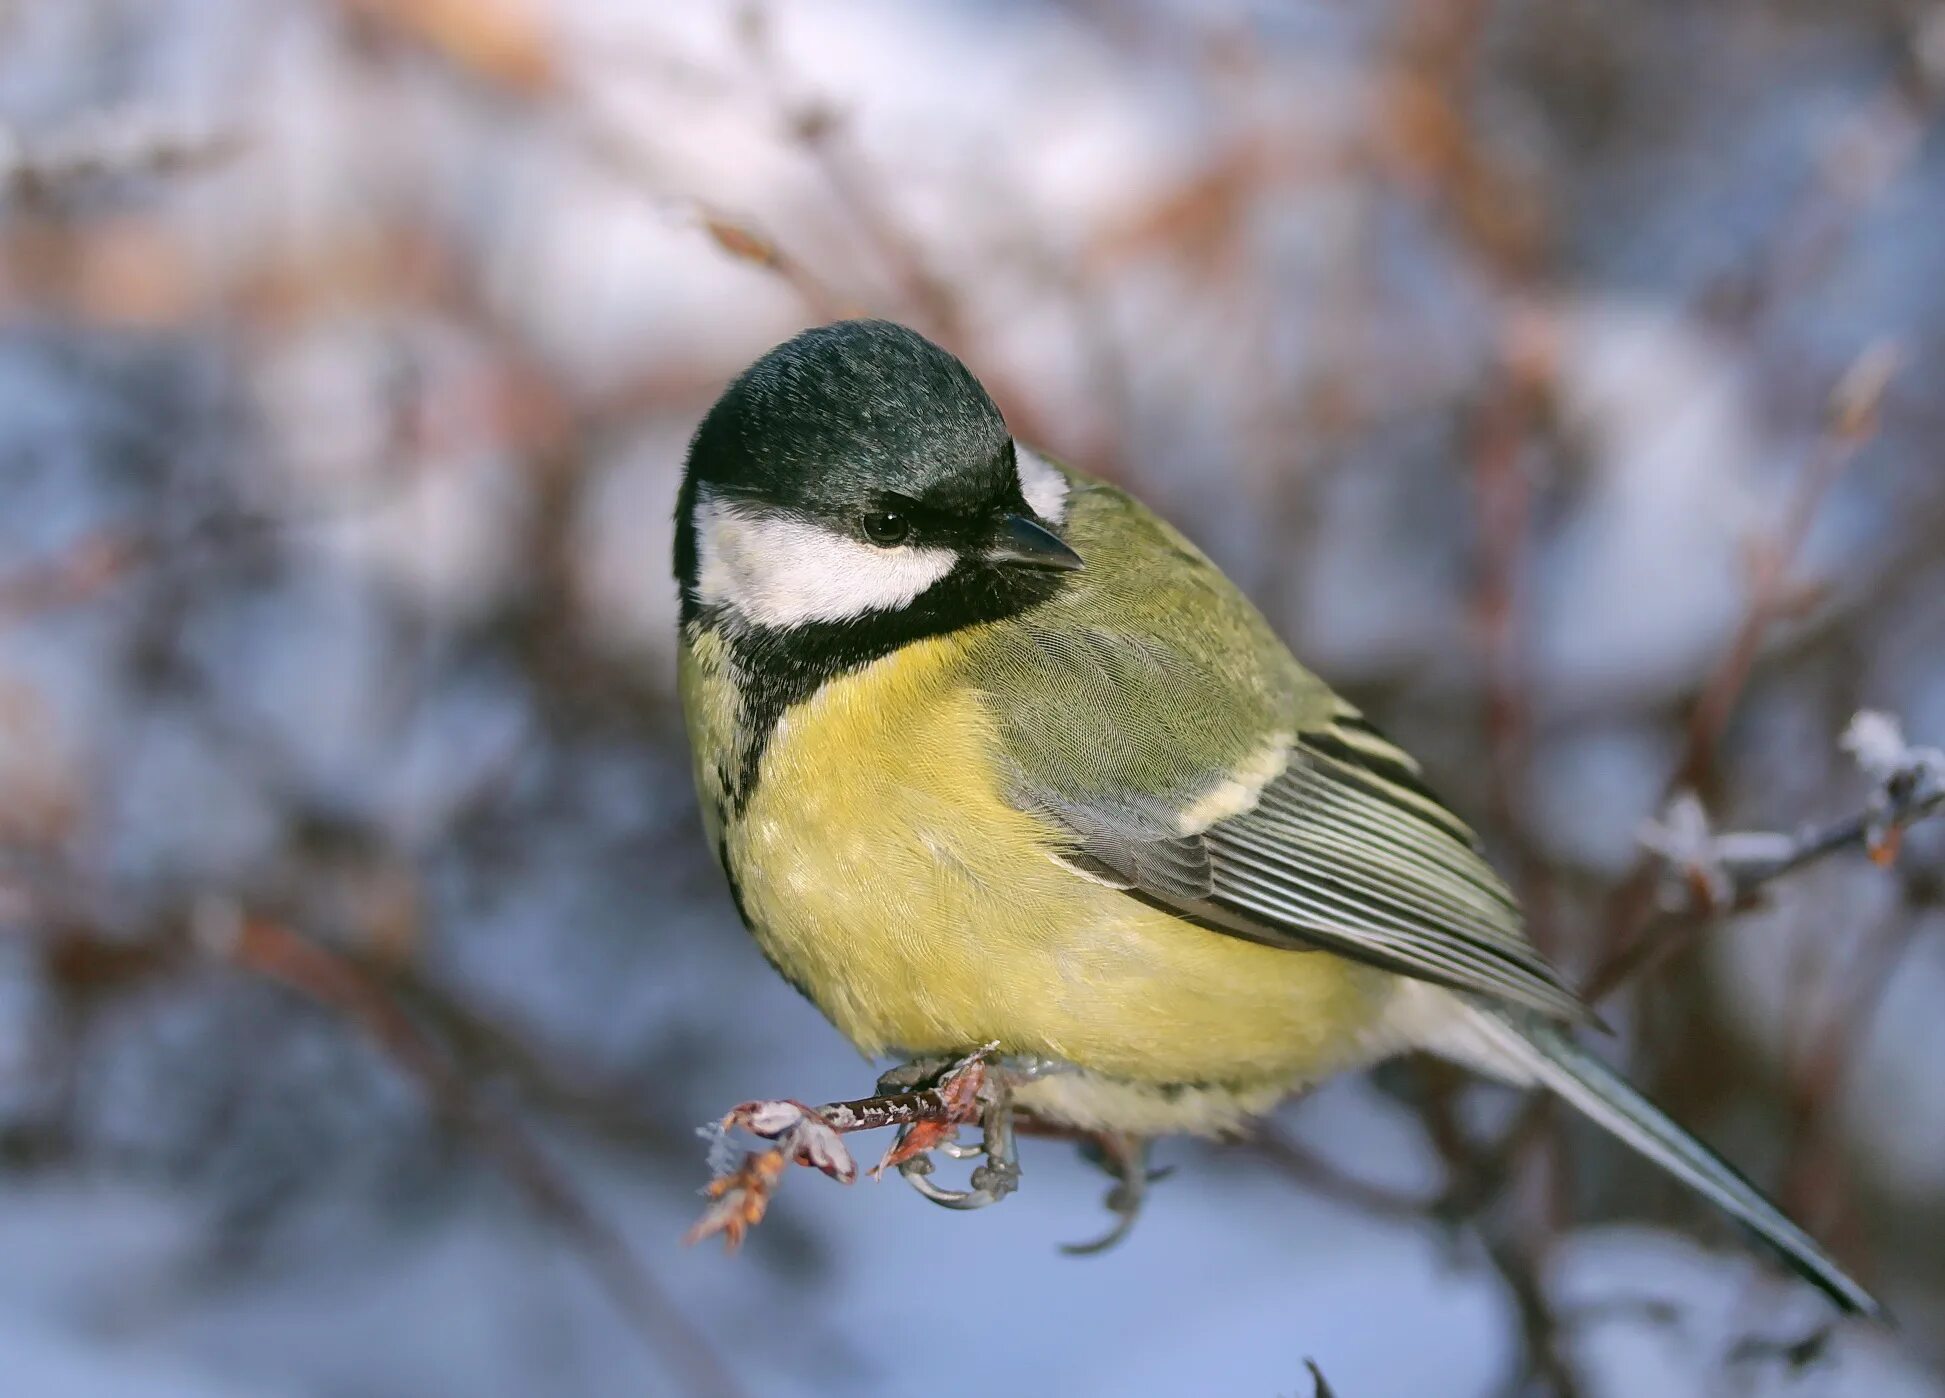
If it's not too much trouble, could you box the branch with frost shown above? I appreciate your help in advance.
[1640,711,1945,916]
[687,1046,998,1250]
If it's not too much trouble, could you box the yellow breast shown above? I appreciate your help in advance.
[682,627,1397,1093]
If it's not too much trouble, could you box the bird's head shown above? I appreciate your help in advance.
[676,320,1081,632]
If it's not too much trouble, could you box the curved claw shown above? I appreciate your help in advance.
[885,1045,1023,1212]
[1060,1137,1165,1255]
[895,1091,1022,1211]
[898,1153,1010,1210]
[1060,1209,1140,1256]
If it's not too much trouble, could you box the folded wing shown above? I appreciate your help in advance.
[1045,713,1590,1024]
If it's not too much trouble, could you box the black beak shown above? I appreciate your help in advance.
[985,513,1085,572]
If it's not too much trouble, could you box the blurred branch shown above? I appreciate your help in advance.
[1483,1231,1583,1398]
[0,109,244,200]
[1471,314,1559,945]
[1383,0,1546,287]
[339,0,558,95]
[0,483,464,634]
[1391,5,1586,1386]
[567,106,849,320]
[1674,344,1903,796]
[0,531,147,629]
[1700,36,1939,338]
[201,907,748,1398]
[1585,343,1901,1002]
[1607,712,1943,995]
[382,962,699,1158]
[334,0,852,320]
[737,4,964,344]
[1646,713,1945,908]
[1779,905,1923,1245]
[1548,27,1937,1016]
[345,0,1116,475]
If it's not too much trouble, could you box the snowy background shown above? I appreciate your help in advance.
[1,0,1944,1394]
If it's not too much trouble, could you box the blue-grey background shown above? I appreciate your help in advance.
[1,1,1943,1394]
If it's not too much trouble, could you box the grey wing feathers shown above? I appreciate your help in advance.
[1044,725,1592,1024]
[1048,811,1213,903]
[1202,739,1588,1021]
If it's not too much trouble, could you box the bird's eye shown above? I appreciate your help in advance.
[861,511,910,547]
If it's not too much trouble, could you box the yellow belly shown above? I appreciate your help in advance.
[689,629,1397,1104]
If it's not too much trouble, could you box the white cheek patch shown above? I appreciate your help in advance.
[692,488,958,627]
[1015,443,1069,523]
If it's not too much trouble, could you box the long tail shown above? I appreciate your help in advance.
[1460,1005,1886,1320]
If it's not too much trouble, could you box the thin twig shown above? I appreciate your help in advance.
[1674,344,1902,797]
[1780,909,1923,1239]
[1585,344,1902,1001]
[1593,712,1943,998]
[1403,2,1582,1379]
[338,0,850,321]
[566,102,849,320]
[689,1047,999,1249]
[1484,1231,1584,1398]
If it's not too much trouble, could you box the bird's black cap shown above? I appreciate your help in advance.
[682,319,1016,519]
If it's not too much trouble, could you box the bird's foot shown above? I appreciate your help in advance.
[872,1042,993,1174]
[873,1053,963,1095]
[1061,1131,1170,1254]
[687,1042,1027,1247]
[876,1043,1022,1211]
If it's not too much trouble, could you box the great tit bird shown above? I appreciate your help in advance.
[674,319,1879,1316]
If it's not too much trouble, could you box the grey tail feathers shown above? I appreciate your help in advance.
[1470,1008,1886,1321]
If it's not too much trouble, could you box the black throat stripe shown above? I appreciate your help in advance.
[688,557,1065,814]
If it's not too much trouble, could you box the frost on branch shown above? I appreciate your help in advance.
[686,1045,1005,1249]
[687,1099,859,1251]
[1641,711,1945,912]
[1840,711,1945,862]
